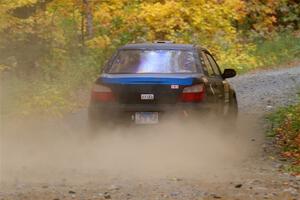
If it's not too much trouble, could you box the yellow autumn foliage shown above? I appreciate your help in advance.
[86,0,257,70]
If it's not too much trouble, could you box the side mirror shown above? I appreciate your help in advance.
[222,68,236,79]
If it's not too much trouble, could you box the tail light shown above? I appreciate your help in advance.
[181,84,205,102]
[91,84,115,102]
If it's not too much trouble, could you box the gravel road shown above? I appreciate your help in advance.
[230,66,300,114]
[1,66,300,200]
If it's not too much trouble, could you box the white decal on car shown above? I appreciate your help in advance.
[171,85,179,89]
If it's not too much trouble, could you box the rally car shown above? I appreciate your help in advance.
[88,41,237,128]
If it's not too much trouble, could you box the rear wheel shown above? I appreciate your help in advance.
[87,108,101,134]
[222,93,238,131]
[228,94,238,119]
[87,108,130,135]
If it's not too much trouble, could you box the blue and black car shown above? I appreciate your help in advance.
[88,41,237,128]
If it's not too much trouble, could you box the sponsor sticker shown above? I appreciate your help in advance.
[171,85,179,89]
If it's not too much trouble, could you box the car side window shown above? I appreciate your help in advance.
[197,50,206,73]
[201,52,215,76]
[206,53,221,76]
[196,48,208,74]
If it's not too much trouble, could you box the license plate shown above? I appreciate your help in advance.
[135,112,159,124]
[141,94,154,100]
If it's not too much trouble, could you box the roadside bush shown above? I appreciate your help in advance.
[1,55,99,117]
[253,32,300,68]
[268,103,300,174]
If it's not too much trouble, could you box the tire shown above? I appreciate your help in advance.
[87,107,112,135]
[223,93,238,131]
[228,94,238,119]
[87,108,127,135]
[87,109,101,134]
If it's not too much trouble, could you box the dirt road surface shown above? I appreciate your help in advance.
[1,66,300,200]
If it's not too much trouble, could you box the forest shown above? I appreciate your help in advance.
[1,0,300,116]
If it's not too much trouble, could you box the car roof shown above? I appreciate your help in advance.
[119,42,198,50]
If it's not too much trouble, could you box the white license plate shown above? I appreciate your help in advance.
[135,112,159,124]
[141,94,154,100]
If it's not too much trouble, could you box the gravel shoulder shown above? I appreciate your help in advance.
[229,66,300,114]
[1,66,300,200]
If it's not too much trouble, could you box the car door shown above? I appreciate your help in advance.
[200,50,225,108]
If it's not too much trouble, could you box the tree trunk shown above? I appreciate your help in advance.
[80,8,85,53]
[83,0,93,39]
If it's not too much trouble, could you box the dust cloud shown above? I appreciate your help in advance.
[0,113,262,185]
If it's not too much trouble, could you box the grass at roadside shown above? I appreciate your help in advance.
[267,101,300,175]
[253,32,300,69]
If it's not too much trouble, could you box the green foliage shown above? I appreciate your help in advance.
[253,32,300,68]
[1,55,98,116]
[267,102,300,174]
[284,165,300,174]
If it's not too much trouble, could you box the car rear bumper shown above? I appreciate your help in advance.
[88,102,212,122]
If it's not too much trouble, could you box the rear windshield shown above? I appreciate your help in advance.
[107,49,197,74]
